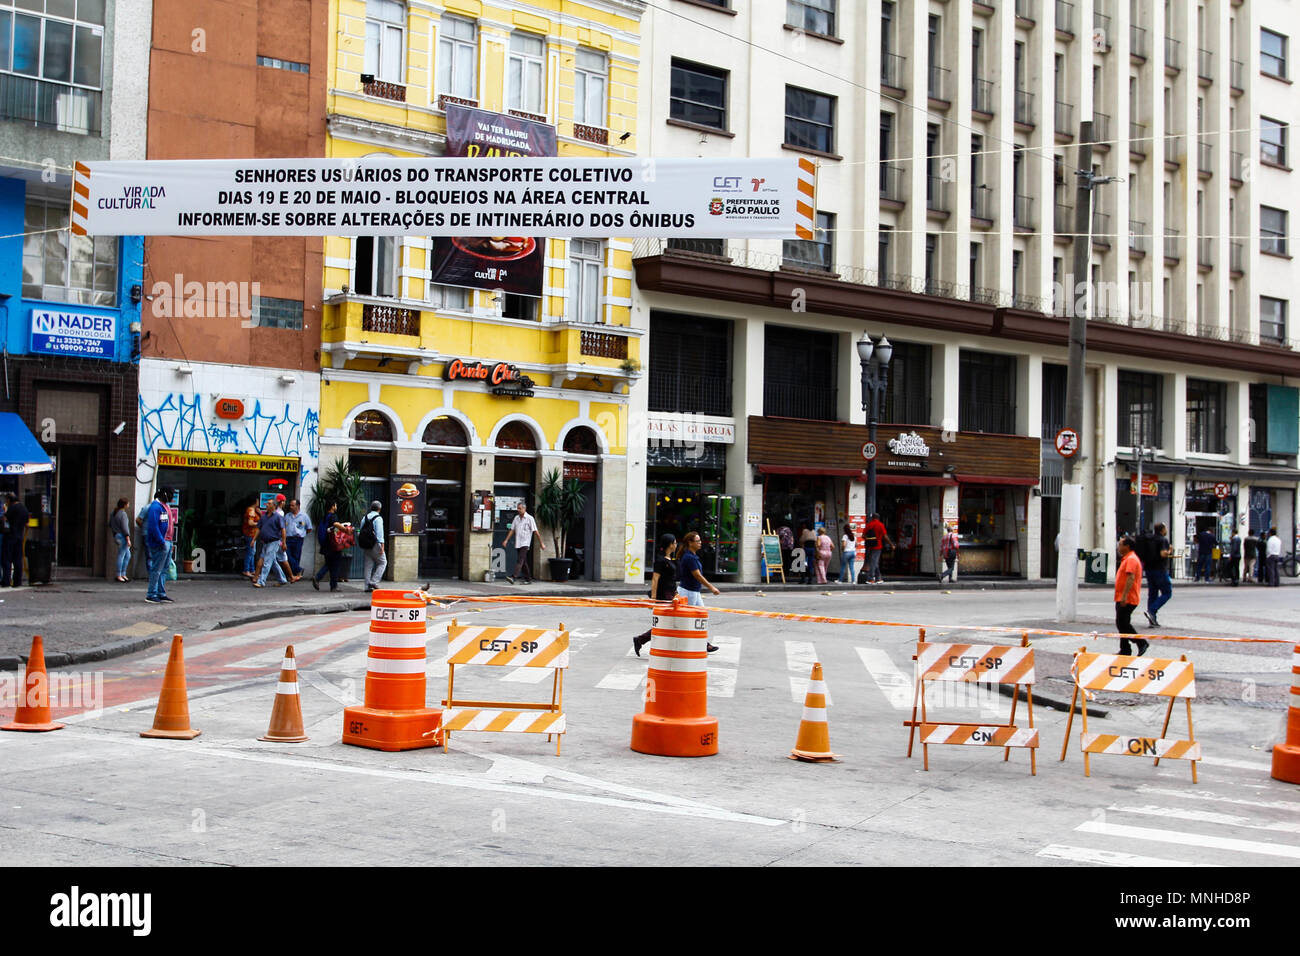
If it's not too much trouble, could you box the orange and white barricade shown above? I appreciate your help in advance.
[905,630,1039,775]
[1272,642,1300,785]
[1060,649,1200,781]
[441,619,568,755]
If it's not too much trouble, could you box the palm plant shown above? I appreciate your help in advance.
[536,467,586,556]
[309,460,367,526]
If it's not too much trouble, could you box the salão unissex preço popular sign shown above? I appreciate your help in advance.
[71,157,811,238]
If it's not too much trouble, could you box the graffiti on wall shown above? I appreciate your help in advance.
[624,522,642,582]
[139,393,320,464]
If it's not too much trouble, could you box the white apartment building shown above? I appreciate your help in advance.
[627,0,1300,584]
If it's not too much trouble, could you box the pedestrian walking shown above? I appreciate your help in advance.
[864,512,893,584]
[838,527,857,584]
[1114,536,1148,657]
[1228,529,1242,586]
[815,527,833,584]
[797,524,816,584]
[633,533,677,656]
[110,497,132,582]
[143,488,174,604]
[1194,526,1217,582]
[284,499,312,576]
[2,492,30,587]
[1138,522,1173,626]
[777,523,794,576]
[676,531,719,652]
[357,500,387,591]
[1244,531,1257,582]
[240,498,260,580]
[311,503,346,592]
[501,501,543,585]
[1267,527,1283,587]
[938,521,960,583]
[253,499,289,588]
[1256,531,1269,583]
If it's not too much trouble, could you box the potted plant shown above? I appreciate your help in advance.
[309,460,367,527]
[536,467,586,581]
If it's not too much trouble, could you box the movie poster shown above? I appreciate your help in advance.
[429,105,558,297]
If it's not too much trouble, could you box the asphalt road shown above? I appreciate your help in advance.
[0,586,1295,866]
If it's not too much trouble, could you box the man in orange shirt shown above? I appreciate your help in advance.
[1115,536,1148,656]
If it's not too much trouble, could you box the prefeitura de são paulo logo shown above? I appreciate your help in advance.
[709,197,724,215]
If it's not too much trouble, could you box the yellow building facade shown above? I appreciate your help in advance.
[320,0,645,583]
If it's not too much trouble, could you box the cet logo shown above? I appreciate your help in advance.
[709,197,724,215]
[712,175,742,189]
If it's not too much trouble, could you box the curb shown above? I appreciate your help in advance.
[3,632,171,672]
[213,601,370,631]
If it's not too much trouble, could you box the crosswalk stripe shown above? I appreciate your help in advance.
[225,621,372,669]
[1137,786,1300,814]
[1037,844,1220,867]
[149,618,328,663]
[855,647,912,710]
[1109,804,1300,834]
[785,640,830,705]
[1075,820,1300,859]
[595,651,647,691]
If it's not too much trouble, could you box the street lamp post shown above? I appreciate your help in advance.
[857,332,893,519]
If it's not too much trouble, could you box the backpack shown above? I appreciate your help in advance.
[1133,533,1158,569]
[358,514,377,550]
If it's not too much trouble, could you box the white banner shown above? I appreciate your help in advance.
[72,157,814,238]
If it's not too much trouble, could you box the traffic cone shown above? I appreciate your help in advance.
[789,662,839,762]
[1,635,64,732]
[1272,642,1300,784]
[140,634,201,740]
[260,645,308,742]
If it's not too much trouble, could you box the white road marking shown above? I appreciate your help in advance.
[595,650,647,691]
[1197,755,1273,772]
[786,641,830,705]
[1037,844,1219,867]
[226,621,373,669]
[1075,820,1300,859]
[705,635,740,699]
[855,647,912,710]
[1109,803,1300,834]
[1137,786,1300,813]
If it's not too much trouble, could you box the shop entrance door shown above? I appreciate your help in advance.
[420,481,464,578]
[701,494,741,576]
[491,484,532,577]
[565,480,598,580]
[346,477,390,580]
[54,444,96,570]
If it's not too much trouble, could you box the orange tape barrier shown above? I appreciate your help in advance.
[418,593,1292,645]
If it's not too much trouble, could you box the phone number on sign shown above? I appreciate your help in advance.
[38,338,109,355]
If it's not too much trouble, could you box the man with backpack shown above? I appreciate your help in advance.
[358,500,386,592]
[1140,522,1173,627]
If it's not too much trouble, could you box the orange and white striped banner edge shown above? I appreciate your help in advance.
[794,158,816,239]
[442,709,565,735]
[921,724,1039,748]
[1074,653,1196,697]
[1081,733,1201,761]
[71,162,91,236]
[917,642,1036,684]
[447,624,568,668]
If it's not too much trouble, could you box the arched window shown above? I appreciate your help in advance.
[495,421,537,451]
[351,410,394,442]
[563,426,599,455]
[423,416,468,447]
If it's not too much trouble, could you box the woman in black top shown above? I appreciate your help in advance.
[633,533,678,656]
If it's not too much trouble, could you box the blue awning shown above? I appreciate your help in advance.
[0,413,54,475]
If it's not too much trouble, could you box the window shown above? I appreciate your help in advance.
[787,0,835,36]
[502,293,537,321]
[1261,296,1288,344]
[924,233,939,291]
[428,283,468,311]
[0,1,105,135]
[784,85,835,154]
[1262,28,1288,78]
[1117,371,1163,447]
[354,236,397,297]
[783,211,834,271]
[969,241,981,292]
[1042,363,1068,436]
[574,48,607,127]
[365,0,405,84]
[257,55,309,74]
[881,1,894,57]
[878,225,893,277]
[568,238,603,324]
[649,312,733,416]
[351,411,394,443]
[1261,205,1288,256]
[882,341,931,424]
[22,196,116,305]
[1261,117,1288,166]
[764,325,838,421]
[1186,378,1227,453]
[1250,383,1269,457]
[958,350,1017,433]
[507,32,545,115]
[669,59,727,130]
[1011,249,1023,298]
[251,296,304,330]
[436,15,476,100]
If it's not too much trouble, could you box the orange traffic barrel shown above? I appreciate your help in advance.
[342,589,442,752]
[1272,643,1300,784]
[1,635,65,733]
[630,597,718,757]
[140,634,201,740]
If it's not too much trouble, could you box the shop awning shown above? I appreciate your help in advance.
[875,474,957,487]
[955,473,1040,487]
[0,413,54,475]
[757,465,865,477]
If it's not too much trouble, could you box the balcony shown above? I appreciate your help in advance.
[926,176,951,214]
[1129,219,1148,254]
[1230,59,1244,92]
[362,302,420,336]
[972,77,995,114]
[1055,100,1074,138]
[1230,240,1244,274]
[0,75,102,135]
[971,184,994,223]
[1165,36,1182,72]
[1165,133,1184,168]
[579,329,628,360]
[1014,193,1035,230]
[1056,0,1075,35]
[928,65,950,103]
[1164,228,1182,261]
[1130,121,1148,157]
[1094,12,1112,50]
[881,52,907,92]
[1092,211,1112,247]
[437,93,478,111]
[1015,0,1035,21]
[1197,237,1214,268]
[362,77,406,102]
[1229,150,1243,183]
[1055,196,1073,235]
[1092,112,1111,149]
[1014,90,1035,127]
[573,123,609,146]
[1198,48,1213,82]
[880,161,906,204]
[1198,141,1213,176]
[1130,24,1148,59]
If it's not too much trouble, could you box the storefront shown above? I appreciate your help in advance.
[1115,473,1174,538]
[645,413,737,576]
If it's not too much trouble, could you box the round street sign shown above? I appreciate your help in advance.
[1214,482,1231,499]
[861,441,877,461]
[1054,427,1080,458]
